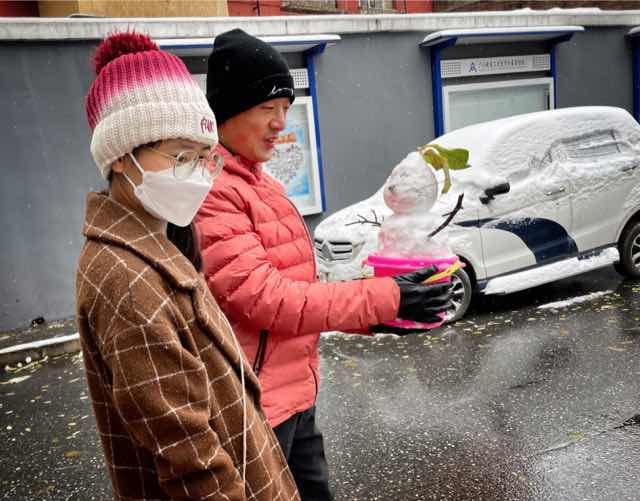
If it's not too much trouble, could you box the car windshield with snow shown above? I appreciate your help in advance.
[314,106,640,322]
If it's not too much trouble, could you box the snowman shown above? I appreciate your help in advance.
[378,144,470,258]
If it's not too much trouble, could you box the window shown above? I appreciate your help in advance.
[560,130,626,160]
[358,0,393,11]
[282,0,340,14]
[560,129,631,162]
[529,150,553,172]
[443,78,553,133]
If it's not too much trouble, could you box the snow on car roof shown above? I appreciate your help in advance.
[430,106,639,210]
[433,106,638,190]
[437,106,635,170]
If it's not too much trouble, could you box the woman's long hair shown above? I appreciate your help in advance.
[167,222,203,272]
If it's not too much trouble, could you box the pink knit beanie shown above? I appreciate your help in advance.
[85,32,218,179]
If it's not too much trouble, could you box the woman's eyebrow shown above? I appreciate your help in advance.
[174,140,202,150]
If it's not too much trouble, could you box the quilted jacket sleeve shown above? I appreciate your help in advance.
[196,184,400,337]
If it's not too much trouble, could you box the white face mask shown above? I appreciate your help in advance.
[124,153,214,227]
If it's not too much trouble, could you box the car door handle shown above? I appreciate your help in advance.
[545,187,566,196]
[621,163,638,172]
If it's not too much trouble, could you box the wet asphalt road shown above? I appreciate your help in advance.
[1,267,640,500]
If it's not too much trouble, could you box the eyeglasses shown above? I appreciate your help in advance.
[144,146,224,180]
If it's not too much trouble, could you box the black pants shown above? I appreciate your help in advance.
[273,406,334,501]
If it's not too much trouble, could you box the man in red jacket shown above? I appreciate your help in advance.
[197,29,452,501]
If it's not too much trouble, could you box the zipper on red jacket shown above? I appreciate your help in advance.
[282,186,319,399]
[309,362,319,399]
[282,196,317,279]
[253,330,269,376]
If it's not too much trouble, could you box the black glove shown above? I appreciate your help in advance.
[392,266,453,324]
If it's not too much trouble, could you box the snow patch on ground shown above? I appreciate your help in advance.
[321,331,415,339]
[321,331,350,338]
[0,332,79,354]
[537,290,613,310]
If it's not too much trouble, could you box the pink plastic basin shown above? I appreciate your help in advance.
[364,253,460,330]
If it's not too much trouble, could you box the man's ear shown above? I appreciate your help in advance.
[111,155,127,174]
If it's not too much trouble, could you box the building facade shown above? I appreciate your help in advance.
[0,0,430,17]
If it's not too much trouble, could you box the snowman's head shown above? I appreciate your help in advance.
[383,151,439,214]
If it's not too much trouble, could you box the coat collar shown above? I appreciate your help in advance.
[216,144,263,185]
[82,192,200,291]
[84,192,263,397]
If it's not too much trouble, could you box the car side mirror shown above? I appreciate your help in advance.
[480,182,510,205]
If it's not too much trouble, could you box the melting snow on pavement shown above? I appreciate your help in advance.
[537,290,614,310]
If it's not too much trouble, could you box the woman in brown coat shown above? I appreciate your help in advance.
[76,31,299,501]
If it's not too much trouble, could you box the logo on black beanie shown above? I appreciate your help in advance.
[267,85,294,98]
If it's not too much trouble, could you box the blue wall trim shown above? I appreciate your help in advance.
[549,44,557,108]
[429,38,457,137]
[304,44,327,212]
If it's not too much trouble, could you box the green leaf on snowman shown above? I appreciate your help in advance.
[418,144,470,194]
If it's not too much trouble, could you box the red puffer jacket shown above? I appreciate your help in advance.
[196,146,400,427]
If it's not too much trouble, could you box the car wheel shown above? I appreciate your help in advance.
[615,221,640,278]
[444,268,472,323]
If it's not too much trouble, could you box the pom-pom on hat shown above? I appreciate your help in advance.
[85,31,218,179]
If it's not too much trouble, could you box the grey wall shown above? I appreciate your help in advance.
[0,27,637,330]
[556,27,634,110]
[0,41,104,331]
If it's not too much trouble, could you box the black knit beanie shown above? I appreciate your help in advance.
[206,29,295,124]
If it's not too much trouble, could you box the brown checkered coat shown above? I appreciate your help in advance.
[76,192,300,501]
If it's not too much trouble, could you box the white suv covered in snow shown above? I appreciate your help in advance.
[314,107,640,321]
